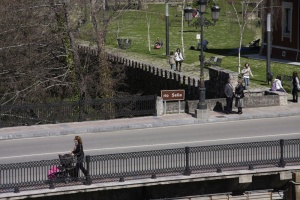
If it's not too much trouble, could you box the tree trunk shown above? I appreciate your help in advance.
[90,0,114,98]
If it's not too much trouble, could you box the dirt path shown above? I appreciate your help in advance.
[105,47,271,91]
[105,46,206,80]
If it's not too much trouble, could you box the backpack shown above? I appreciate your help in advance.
[271,80,277,91]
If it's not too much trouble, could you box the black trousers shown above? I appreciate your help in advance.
[74,162,87,178]
[226,96,233,113]
[292,85,298,102]
[175,61,182,71]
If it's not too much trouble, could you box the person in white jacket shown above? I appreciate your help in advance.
[273,75,286,92]
[174,48,184,72]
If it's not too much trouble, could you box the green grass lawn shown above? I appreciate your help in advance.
[79,2,300,92]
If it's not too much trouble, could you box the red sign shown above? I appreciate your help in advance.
[161,90,185,101]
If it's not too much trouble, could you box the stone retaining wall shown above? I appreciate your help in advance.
[77,44,288,116]
[157,90,288,115]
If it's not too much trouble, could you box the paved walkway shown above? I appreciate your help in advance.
[1,100,300,140]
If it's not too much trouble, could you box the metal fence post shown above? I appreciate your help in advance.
[154,94,157,116]
[78,99,83,122]
[184,147,191,176]
[279,139,286,168]
[0,105,2,128]
[49,179,55,189]
[84,155,92,185]
[14,186,20,193]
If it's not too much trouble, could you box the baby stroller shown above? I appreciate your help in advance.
[48,154,75,183]
[58,153,75,182]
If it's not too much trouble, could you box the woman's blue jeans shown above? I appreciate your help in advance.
[243,77,249,89]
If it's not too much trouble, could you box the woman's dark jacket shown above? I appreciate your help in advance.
[293,77,298,87]
[235,84,244,98]
[72,143,84,162]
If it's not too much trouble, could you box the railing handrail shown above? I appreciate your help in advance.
[1,138,299,194]
[0,95,157,128]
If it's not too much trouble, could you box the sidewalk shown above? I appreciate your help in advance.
[1,101,300,140]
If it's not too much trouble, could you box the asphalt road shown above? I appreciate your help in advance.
[1,115,300,164]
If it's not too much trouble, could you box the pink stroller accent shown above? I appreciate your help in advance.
[48,166,60,180]
[47,154,74,182]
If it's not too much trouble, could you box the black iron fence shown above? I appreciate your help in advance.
[0,95,157,128]
[1,139,300,194]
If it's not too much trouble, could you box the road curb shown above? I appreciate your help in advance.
[1,111,300,141]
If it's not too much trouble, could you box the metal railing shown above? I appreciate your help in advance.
[0,95,157,128]
[1,139,300,194]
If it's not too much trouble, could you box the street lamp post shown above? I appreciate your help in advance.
[184,5,194,26]
[165,0,169,56]
[197,0,207,111]
[266,13,272,85]
[195,0,220,118]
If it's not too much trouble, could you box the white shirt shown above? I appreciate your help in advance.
[174,52,183,61]
[274,79,283,90]
[241,67,253,79]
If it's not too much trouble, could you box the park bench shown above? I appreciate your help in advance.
[204,56,222,67]
[117,38,131,49]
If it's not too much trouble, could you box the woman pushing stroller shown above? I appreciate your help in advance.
[48,136,87,182]
[71,136,87,179]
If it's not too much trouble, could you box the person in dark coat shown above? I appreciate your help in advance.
[224,78,234,114]
[235,80,245,114]
[71,136,87,179]
[292,71,299,103]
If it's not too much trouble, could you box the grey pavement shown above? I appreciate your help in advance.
[244,54,300,66]
[1,100,300,141]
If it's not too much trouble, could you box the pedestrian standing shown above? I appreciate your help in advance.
[224,78,234,114]
[235,80,245,114]
[241,63,254,90]
[168,51,175,71]
[174,48,184,72]
[292,71,299,102]
[71,136,87,179]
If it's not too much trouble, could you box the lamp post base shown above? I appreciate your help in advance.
[197,87,207,110]
[195,108,209,119]
[197,102,207,109]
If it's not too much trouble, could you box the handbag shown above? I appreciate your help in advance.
[296,77,300,91]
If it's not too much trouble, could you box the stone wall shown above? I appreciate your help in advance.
[118,0,192,3]
[77,45,288,116]
[159,90,288,115]
[78,45,200,100]
[158,66,288,115]
[207,66,239,99]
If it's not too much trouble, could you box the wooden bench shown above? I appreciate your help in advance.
[204,56,222,67]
